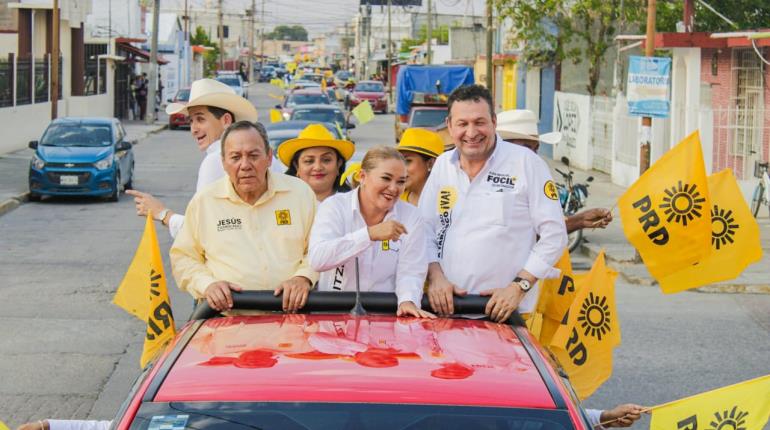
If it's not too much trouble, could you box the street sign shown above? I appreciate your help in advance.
[627,56,671,118]
[361,0,422,5]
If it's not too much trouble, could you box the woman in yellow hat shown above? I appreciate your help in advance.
[277,124,355,202]
[396,128,445,205]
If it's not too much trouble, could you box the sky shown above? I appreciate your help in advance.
[161,0,488,37]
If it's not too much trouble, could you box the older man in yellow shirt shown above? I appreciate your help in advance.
[171,121,318,313]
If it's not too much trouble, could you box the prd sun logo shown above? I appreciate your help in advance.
[706,406,748,430]
[711,205,739,250]
[577,292,612,341]
[659,180,706,226]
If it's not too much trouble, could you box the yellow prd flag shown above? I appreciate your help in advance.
[113,214,176,368]
[650,374,770,430]
[0,420,10,430]
[320,77,327,92]
[351,100,375,125]
[269,77,285,89]
[270,108,283,123]
[550,251,619,399]
[618,131,711,282]
[659,169,763,293]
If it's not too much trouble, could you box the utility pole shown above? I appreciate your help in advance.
[356,12,362,79]
[259,0,265,68]
[146,0,160,124]
[218,0,224,70]
[183,0,190,86]
[485,0,493,91]
[365,4,371,78]
[248,0,255,82]
[387,0,392,108]
[51,0,59,119]
[344,22,350,71]
[639,0,656,174]
[426,0,432,64]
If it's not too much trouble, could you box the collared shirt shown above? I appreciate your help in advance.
[417,139,567,313]
[170,172,318,299]
[168,140,225,238]
[309,189,427,306]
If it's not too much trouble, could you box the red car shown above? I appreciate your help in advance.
[112,292,593,429]
[168,88,191,130]
[347,80,388,113]
[276,88,331,120]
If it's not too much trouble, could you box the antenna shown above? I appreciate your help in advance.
[350,257,367,316]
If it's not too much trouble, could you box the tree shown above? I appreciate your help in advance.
[190,26,219,77]
[496,0,644,96]
[655,0,770,32]
[267,25,308,41]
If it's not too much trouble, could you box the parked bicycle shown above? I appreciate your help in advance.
[554,157,594,252]
[751,161,770,218]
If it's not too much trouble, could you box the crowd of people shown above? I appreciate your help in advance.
[17,78,642,430]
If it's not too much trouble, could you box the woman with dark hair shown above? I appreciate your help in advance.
[277,124,355,202]
[396,128,444,205]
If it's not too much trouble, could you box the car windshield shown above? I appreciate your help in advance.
[411,109,448,127]
[216,77,240,86]
[132,402,575,430]
[40,124,113,147]
[355,82,384,92]
[287,94,329,106]
[305,74,324,83]
[291,109,344,125]
[175,89,190,102]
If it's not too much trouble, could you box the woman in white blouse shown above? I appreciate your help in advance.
[309,146,434,318]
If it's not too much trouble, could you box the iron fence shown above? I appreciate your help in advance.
[0,59,11,107]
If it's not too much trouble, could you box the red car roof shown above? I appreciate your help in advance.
[154,314,556,409]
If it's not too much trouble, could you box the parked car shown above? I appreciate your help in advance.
[215,72,248,98]
[276,88,331,119]
[347,80,387,113]
[28,117,135,202]
[259,65,276,82]
[167,87,191,130]
[111,292,594,429]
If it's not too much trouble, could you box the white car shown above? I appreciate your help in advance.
[215,72,248,99]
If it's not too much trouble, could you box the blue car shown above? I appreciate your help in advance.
[28,117,135,202]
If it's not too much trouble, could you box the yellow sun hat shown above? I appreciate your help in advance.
[277,124,355,166]
[396,128,444,158]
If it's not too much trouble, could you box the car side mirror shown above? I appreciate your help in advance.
[28,140,38,149]
[346,122,356,129]
[561,156,570,167]
[116,140,132,151]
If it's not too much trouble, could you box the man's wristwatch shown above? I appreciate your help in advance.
[155,209,170,224]
[513,277,532,292]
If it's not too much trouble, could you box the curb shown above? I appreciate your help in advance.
[578,241,770,294]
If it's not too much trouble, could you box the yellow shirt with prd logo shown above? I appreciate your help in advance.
[170,172,319,299]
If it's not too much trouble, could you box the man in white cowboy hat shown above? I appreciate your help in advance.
[496,109,612,233]
[171,121,318,314]
[127,78,259,238]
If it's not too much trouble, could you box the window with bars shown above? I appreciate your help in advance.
[84,43,107,95]
[730,49,763,157]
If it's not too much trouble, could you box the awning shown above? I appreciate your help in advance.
[116,42,169,65]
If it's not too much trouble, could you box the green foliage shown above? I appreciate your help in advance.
[655,0,770,32]
[267,25,309,41]
[400,37,424,53]
[417,24,450,45]
[190,26,219,78]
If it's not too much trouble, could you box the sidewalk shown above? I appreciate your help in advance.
[545,158,770,294]
[0,120,167,217]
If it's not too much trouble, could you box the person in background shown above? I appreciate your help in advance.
[309,146,433,318]
[396,128,444,205]
[277,124,355,202]
[126,78,259,238]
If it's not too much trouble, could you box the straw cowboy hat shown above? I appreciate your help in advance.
[496,109,562,145]
[277,124,355,166]
[396,128,445,159]
[166,78,258,122]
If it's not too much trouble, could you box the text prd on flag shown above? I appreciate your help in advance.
[549,251,619,400]
[619,130,711,281]
[650,374,770,430]
[659,169,763,293]
[113,214,176,368]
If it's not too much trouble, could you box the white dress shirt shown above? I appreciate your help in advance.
[417,139,567,313]
[309,189,427,306]
[167,139,225,238]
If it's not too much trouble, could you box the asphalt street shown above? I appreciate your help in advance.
[0,83,768,428]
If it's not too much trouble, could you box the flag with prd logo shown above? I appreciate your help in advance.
[659,169,763,293]
[550,251,619,400]
[618,131,711,282]
[650,374,770,430]
[113,214,176,368]
[351,100,375,125]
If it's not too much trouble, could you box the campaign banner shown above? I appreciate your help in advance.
[627,56,671,118]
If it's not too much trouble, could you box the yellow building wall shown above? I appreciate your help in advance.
[502,62,517,110]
